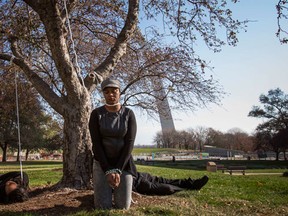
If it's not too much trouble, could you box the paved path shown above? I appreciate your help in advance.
[224,172,283,176]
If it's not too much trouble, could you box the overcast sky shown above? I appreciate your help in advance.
[134,1,288,146]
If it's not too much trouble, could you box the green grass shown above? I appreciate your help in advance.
[0,161,63,186]
[135,165,288,215]
[132,148,180,155]
[0,160,288,215]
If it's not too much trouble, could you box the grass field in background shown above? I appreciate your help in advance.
[0,159,288,215]
[0,161,63,187]
[132,148,180,155]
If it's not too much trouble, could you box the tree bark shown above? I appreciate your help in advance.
[276,151,279,161]
[25,149,29,161]
[57,96,93,189]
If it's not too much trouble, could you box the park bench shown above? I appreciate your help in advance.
[227,166,247,175]
[216,164,227,173]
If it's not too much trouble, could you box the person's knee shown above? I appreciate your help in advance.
[114,173,132,209]
[93,189,113,209]
[114,200,131,209]
[94,199,112,209]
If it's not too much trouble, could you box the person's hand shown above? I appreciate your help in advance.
[106,173,115,188]
[114,173,120,188]
[106,173,121,188]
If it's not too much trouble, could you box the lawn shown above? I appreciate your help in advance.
[0,160,288,215]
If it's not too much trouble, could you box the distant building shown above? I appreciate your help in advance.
[203,145,245,158]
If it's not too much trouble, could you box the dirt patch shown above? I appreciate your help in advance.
[0,186,158,216]
[1,187,287,216]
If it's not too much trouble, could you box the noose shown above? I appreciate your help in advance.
[63,0,85,86]
[63,0,103,86]
[11,55,24,183]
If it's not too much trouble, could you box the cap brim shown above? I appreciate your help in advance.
[102,84,120,90]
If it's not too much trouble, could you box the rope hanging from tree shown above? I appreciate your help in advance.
[63,0,104,87]
[10,55,24,182]
[63,0,85,86]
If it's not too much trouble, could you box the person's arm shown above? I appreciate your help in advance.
[115,109,137,171]
[89,109,111,173]
[0,172,20,184]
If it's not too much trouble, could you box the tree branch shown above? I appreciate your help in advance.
[24,0,85,99]
[0,52,65,115]
[94,0,139,79]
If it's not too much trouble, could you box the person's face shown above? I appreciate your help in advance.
[5,181,18,195]
[103,87,120,105]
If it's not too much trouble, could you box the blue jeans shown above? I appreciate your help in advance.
[93,160,133,209]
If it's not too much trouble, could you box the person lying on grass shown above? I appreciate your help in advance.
[132,172,209,196]
[0,171,29,204]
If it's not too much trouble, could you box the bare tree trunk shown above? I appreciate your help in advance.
[57,101,93,189]
[25,149,29,161]
[275,151,279,161]
[1,142,8,162]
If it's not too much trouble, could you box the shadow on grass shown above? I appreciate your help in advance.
[0,187,95,216]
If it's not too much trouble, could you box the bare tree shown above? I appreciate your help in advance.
[191,126,210,152]
[0,0,248,189]
[205,128,224,147]
[153,131,163,148]
[178,130,194,150]
[0,0,139,189]
[227,128,253,153]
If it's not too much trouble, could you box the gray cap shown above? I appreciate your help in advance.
[101,78,121,90]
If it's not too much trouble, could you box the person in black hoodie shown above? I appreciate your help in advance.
[0,171,29,204]
[133,172,209,195]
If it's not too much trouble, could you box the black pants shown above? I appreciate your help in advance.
[133,172,189,195]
